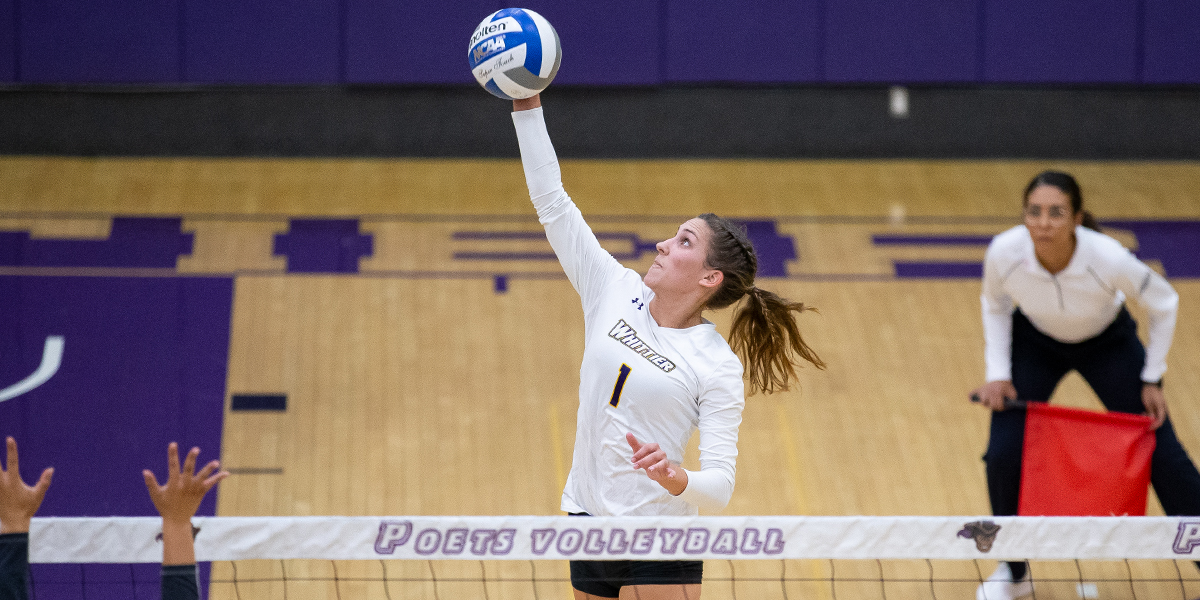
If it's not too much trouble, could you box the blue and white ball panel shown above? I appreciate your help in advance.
[522,10,558,78]
[469,8,560,100]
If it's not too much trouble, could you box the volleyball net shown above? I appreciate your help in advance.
[26,515,1200,599]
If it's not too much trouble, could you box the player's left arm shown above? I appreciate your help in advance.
[1112,249,1177,428]
[680,357,745,512]
[0,437,54,600]
[143,443,228,600]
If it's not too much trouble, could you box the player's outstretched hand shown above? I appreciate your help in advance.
[971,380,1018,411]
[143,443,228,566]
[513,94,541,112]
[1141,384,1168,430]
[626,433,688,496]
[143,443,227,525]
[0,437,53,534]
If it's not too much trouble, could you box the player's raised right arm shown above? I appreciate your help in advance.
[511,96,623,303]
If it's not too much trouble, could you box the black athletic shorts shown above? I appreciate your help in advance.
[567,513,703,598]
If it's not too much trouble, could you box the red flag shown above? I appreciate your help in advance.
[1018,403,1156,516]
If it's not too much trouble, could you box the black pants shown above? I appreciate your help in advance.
[985,308,1200,573]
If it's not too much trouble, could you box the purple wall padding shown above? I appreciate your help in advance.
[345,0,494,84]
[1,0,14,81]
[983,0,1138,83]
[0,218,193,268]
[664,0,821,83]
[825,0,980,82]
[18,0,181,83]
[274,218,373,273]
[1142,0,1200,83]
[0,276,232,519]
[523,0,662,85]
[30,563,161,600]
[184,0,340,83]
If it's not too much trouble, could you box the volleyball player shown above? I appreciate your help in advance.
[0,438,50,600]
[971,171,1200,600]
[0,437,226,600]
[512,95,824,600]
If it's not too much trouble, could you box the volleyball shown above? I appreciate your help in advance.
[468,8,561,100]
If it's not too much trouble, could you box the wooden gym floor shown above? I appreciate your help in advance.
[2,156,1199,598]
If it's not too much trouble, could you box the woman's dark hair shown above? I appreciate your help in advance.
[1023,171,1099,230]
[698,213,825,395]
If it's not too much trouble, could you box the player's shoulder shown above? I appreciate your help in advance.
[689,325,741,370]
[1078,226,1130,257]
[985,225,1029,261]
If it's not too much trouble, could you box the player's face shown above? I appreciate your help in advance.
[645,218,718,294]
[1023,185,1081,248]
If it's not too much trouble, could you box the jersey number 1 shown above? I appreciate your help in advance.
[609,364,632,407]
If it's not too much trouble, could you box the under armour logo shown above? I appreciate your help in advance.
[631,298,644,310]
[957,520,1002,553]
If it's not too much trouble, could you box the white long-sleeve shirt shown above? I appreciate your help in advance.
[982,224,1178,383]
[513,107,744,516]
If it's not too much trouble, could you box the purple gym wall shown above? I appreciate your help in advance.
[983,0,1139,83]
[18,0,181,83]
[184,0,340,83]
[1,0,14,81]
[824,0,980,82]
[0,219,231,600]
[6,1,1200,87]
[0,276,231,518]
[345,0,498,84]
[1142,0,1200,84]
[664,0,822,83]
[526,0,662,85]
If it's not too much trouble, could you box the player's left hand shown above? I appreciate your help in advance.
[0,436,54,534]
[1141,383,1168,430]
[626,433,688,496]
[143,443,228,525]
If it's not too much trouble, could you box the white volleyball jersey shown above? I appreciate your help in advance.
[982,224,1178,383]
[514,108,745,516]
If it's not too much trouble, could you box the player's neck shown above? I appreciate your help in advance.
[647,295,705,329]
[1034,234,1076,275]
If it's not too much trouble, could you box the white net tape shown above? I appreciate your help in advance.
[28,515,1200,563]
